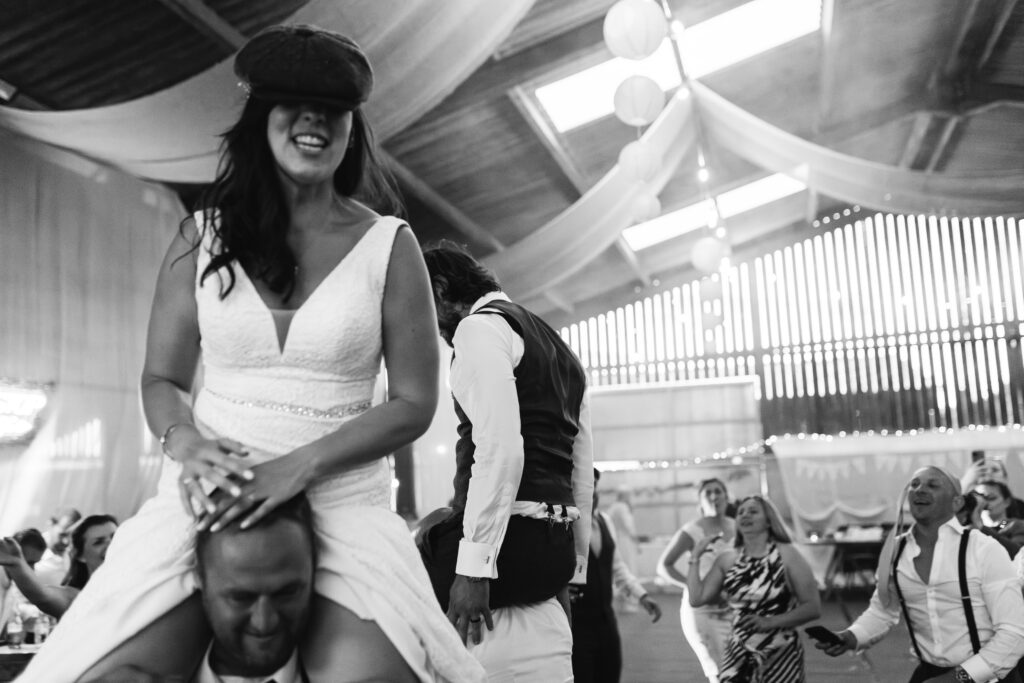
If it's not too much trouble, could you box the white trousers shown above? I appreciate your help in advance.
[467,597,574,682]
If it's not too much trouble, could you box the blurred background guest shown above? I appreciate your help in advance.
[0,514,118,618]
[572,469,662,683]
[1,528,47,638]
[657,478,736,683]
[607,487,644,614]
[961,454,1024,518]
[33,507,81,586]
[688,495,820,683]
[958,490,1020,558]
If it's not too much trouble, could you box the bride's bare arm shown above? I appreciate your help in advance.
[141,218,252,515]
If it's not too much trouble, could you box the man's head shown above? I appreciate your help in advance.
[907,466,963,526]
[45,507,81,554]
[421,240,501,347]
[13,528,47,568]
[195,493,316,677]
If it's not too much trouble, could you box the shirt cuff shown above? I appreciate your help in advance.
[456,540,499,579]
[570,553,588,585]
[960,655,996,683]
[845,625,869,650]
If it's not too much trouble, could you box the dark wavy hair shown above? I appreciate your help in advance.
[195,491,316,580]
[421,240,501,307]
[62,514,118,590]
[189,97,402,301]
[977,479,1013,502]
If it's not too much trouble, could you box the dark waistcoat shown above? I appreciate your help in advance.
[451,299,586,511]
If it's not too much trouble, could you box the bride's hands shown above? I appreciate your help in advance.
[174,433,254,519]
[196,453,314,533]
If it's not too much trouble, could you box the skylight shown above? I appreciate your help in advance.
[535,0,821,132]
[621,173,806,251]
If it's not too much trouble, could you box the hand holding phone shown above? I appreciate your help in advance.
[805,625,845,647]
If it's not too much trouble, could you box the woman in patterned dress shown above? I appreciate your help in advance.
[687,495,820,682]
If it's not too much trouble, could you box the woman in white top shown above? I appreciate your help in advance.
[657,478,736,683]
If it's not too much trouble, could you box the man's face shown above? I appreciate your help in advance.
[907,467,961,525]
[198,521,314,677]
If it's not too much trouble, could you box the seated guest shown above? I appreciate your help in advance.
[816,466,1024,683]
[0,514,118,618]
[34,507,81,586]
[1,528,48,636]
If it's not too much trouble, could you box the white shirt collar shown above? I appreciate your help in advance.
[469,291,509,314]
[194,644,300,683]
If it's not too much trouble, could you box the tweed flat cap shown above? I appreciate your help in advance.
[235,24,373,109]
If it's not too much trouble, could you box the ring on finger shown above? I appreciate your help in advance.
[469,616,482,623]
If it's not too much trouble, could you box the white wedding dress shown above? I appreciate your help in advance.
[20,214,483,682]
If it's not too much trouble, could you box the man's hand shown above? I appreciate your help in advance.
[813,629,857,657]
[639,594,662,622]
[447,575,494,646]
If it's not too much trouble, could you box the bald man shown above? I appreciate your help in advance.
[815,466,1024,683]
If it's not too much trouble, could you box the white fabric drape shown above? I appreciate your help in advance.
[689,80,1024,217]
[0,131,183,531]
[486,89,697,299]
[0,0,535,182]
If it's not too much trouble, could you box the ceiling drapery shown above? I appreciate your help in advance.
[690,80,1024,217]
[487,89,697,300]
[488,80,1024,300]
[0,0,535,182]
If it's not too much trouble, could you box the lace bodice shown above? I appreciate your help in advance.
[183,211,404,503]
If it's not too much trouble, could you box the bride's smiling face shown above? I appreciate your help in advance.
[266,102,352,185]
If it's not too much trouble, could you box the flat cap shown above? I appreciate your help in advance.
[235,24,373,109]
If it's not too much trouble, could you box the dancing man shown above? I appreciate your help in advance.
[419,240,594,680]
[816,466,1024,683]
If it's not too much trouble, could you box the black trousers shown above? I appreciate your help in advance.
[909,661,1023,683]
[418,509,576,611]
[571,609,622,683]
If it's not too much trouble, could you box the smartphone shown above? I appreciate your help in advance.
[804,625,844,647]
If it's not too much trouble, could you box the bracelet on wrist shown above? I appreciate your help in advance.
[159,422,193,458]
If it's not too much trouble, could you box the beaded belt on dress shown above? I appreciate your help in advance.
[204,387,371,419]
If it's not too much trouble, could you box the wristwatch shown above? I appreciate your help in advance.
[953,666,974,682]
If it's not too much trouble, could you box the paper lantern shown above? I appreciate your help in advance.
[691,236,730,275]
[618,141,661,182]
[603,0,668,60]
[613,75,665,127]
[633,190,661,222]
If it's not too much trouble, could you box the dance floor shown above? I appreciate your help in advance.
[619,591,917,682]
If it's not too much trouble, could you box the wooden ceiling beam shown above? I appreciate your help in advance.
[383,151,506,254]
[153,0,246,52]
[977,0,1020,71]
[897,111,935,169]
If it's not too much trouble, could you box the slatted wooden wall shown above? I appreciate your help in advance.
[562,214,1024,436]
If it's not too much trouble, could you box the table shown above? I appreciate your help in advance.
[802,538,885,598]
[0,643,41,681]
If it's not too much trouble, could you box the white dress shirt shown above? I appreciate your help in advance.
[193,645,300,683]
[451,292,594,584]
[849,519,1024,683]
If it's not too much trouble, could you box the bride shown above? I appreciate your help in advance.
[20,24,483,682]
